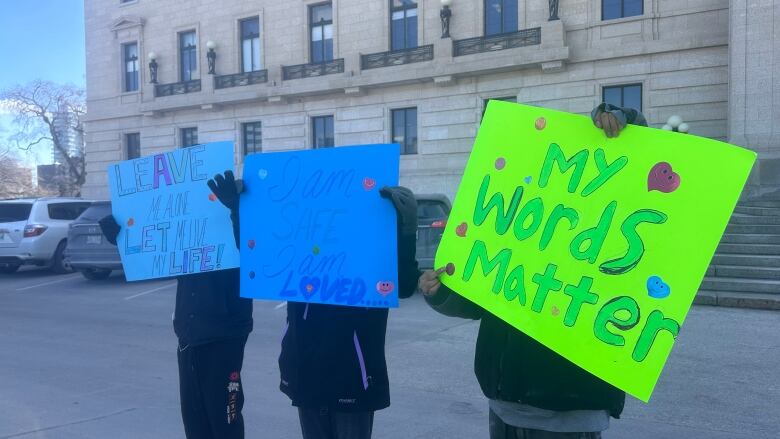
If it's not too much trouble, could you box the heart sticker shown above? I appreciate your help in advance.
[247,239,256,250]
[535,117,547,130]
[248,271,256,280]
[312,246,320,255]
[376,281,395,297]
[208,193,217,202]
[127,218,135,227]
[258,169,268,180]
[456,222,468,237]
[648,162,681,193]
[495,157,506,170]
[647,276,671,299]
[302,277,320,299]
[445,263,456,276]
[363,177,376,191]
[551,306,561,316]
[524,176,532,184]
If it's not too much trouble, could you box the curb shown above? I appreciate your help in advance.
[694,291,780,311]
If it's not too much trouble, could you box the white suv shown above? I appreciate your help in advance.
[0,198,92,274]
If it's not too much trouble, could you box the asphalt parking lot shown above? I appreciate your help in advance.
[1,267,779,439]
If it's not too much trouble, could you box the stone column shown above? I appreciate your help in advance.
[728,0,780,200]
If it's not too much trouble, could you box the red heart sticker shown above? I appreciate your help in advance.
[208,193,217,202]
[648,162,681,193]
[363,177,376,191]
[456,222,468,237]
[127,218,135,227]
[247,239,256,250]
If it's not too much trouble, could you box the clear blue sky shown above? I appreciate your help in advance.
[0,0,86,89]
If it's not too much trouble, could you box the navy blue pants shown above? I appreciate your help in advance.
[298,407,374,439]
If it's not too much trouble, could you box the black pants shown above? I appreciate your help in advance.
[177,337,247,439]
[490,409,602,439]
[298,407,374,439]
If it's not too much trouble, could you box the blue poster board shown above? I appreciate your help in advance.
[107,141,240,281]
[240,144,400,308]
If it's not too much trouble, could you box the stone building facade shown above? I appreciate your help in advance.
[81,0,776,200]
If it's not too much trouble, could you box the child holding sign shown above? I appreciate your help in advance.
[418,104,647,439]
[99,170,252,439]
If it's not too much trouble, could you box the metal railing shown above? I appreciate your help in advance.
[214,70,268,89]
[154,79,201,97]
[282,59,344,81]
[453,27,541,57]
[361,45,434,70]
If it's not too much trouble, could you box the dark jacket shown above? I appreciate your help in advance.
[278,234,419,412]
[174,267,254,347]
[426,286,625,417]
[422,105,647,418]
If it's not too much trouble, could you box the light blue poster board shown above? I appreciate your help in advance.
[240,144,400,308]
[107,141,240,281]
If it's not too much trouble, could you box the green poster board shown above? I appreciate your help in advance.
[435,102,756,402]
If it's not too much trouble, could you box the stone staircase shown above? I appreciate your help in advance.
[701,201,780,309]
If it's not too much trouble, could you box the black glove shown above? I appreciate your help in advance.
[380,186,418,238]
[207,170,242,212]
[98,215,120,246]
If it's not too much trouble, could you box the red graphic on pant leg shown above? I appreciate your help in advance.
[229,371,240,381]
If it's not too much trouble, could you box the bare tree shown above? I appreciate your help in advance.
[1,80,86,196]
[0,146,36,199]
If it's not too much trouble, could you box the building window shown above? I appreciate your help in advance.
[242,122,262,156]
[603,84,643,112]
[123,42,139,92]
[391,0,418,51]
[180,127,198,147]
[125,133,141,159]
[482,96,517,120]
[485,0,518,36]
[312,116,334,148]
[179,30,198,81]
[310,3,333,63]
[240,17,261,73]
[392,108,417,155]
[602,0,643,20]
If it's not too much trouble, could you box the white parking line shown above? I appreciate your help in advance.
[124,282,176,301]
[14,274,81,292]
[274,302,287,310]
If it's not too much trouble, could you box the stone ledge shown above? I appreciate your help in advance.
[695,291,780,311]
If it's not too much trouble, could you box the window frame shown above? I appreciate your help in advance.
[179,30,198,82]
[242,121,263,156]
[125,132,141,159]
[311,115,335,149]
[389,0,418,51]
[601,83,643,112]
[180,127,199,148]
[309,2,334,63]
[391,107,418,155]
[239,16,262,73]
[122,42,140,92]
[601,0,644,21]
[484,0,519,36]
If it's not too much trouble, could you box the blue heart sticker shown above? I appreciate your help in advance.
[524,176,532,184]
[647,276,671,299]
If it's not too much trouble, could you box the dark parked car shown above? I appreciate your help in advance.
[65,201,122,280]
[415,194,451,270]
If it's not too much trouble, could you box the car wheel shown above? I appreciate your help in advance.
[0,264,20,274]
[51,241,73,274]
[80,269,112,280]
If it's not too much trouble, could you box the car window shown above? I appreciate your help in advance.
[0,203,33,223]
[417,200,449,221]
[48,202,91,221]
[78,203,112,222]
